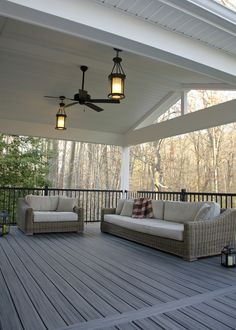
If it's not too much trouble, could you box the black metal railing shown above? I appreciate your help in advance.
[136,189,236,209]
[0,186,235,224]
[0,186,123,224]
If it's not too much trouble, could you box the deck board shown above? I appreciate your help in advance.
[0,224,236,330]
[1,238,66,329]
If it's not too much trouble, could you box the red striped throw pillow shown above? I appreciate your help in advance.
[132,198,153,218]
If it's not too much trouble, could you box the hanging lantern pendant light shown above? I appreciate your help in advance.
[55,97,67,130]
[108,48,126,100]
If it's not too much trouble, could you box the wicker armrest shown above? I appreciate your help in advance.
[183,209,236,259]
[73,206,84,222]
[17,198,34,233]
[101,208,116,221]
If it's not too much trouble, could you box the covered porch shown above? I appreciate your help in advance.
[0,1,236,329]
[1,224,236,330]
[0,1,236,194]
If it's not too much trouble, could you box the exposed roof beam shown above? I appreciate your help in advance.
[132,92,180,130]
[1,0,236,86]
[0,119,124,146]
[125,99,236,146]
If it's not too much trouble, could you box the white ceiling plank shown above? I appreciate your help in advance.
[181,83,236,90]
[150,0,236,36]
[125,99,236,146]
[0,118,124,146]
[0,1,235,144]
[1,0,236,86]
[94,0,236,56]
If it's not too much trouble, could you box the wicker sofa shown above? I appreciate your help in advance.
[101,200,236,261]
[17,195,84,235]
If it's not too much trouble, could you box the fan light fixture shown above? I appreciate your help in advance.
[45,49,126,130]
[55,97,67,130]
[108,48,126,100]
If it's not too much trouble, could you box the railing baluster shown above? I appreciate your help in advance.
[0,187,235,224]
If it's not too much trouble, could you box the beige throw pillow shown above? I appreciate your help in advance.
[120,200,134,217]
[194,205,211,221]
[116,199,126,215]
[57,196,76,212]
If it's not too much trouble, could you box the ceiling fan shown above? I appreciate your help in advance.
[45,65,120,112]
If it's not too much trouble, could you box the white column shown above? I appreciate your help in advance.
[120,146,130,193]
[181,91,188,115]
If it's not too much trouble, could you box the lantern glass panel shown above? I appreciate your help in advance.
[112,76,123,94]
[56,114,66,130]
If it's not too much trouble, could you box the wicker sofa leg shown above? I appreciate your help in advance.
[183,256,198,262]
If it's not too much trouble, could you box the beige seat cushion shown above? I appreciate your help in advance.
[34,211,78,222]
[104,214,184,241]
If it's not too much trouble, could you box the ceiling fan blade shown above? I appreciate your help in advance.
[85,103,104,112]
[65,102,79,108]
[90,99,120,104]
[44,96,61,99]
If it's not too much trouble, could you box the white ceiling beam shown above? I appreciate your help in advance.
[181,92,188,115]
[1,0,236,86]
[125,99,236,146]
[0,119,124,146]
[132,92,180,130]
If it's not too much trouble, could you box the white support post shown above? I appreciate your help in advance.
[120,146,130,195]
[181,91,188,115]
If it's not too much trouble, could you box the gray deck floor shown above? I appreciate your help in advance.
[0,224,236,330]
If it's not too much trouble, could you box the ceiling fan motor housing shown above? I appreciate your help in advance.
[74,89,90,103]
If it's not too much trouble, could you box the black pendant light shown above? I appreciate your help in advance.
[55,97,67,130]
[108,48,126,100]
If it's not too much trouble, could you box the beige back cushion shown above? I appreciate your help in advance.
[25,195,59,211]
[116,199,126,215]
[120,200,134,217]
[151,200,164,219]
[57,196,77,212]
[164,201,205,223]
[164,201,220,223]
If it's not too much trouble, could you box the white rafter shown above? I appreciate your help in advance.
[126,99,236,146]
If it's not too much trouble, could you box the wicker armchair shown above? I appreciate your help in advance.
[17,197,84,235]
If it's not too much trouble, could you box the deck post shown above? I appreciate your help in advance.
[180,188,187,201]
[120,146,130,197]
[44,185,49,196]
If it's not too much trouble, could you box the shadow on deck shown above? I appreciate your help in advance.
[0,223,236,330]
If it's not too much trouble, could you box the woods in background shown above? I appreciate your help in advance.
[0,90,235,193]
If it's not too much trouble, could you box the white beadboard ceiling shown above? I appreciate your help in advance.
[0,0,235,145]
[92,0,236,56]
